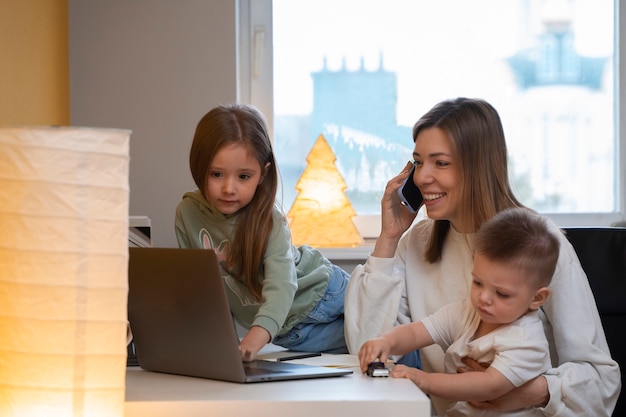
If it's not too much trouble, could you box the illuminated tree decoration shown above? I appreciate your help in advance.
[287,134,363,247]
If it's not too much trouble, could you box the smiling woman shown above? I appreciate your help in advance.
[344,97,621,416]
[240,0,623,240]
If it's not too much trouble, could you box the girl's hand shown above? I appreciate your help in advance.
[358,337,391,373]
[373,162,419,258]
[391,364,430,392]
[239,326,271,362]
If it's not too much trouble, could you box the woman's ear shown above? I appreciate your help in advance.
[529,287,551,311]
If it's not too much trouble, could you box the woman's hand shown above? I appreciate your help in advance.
[459,357,550,411]
[373,161,419,258]
[239,326,271,362]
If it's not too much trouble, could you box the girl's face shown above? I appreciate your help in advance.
[412,127,463,231]
[470,253,543,327]
[205,142,267,215]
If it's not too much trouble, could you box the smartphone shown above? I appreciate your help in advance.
[397,164,423,213]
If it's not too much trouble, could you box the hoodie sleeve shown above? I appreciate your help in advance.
[174,195,195,248]
[250,210,298,338]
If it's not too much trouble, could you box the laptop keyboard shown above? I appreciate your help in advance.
[244,362,289,375]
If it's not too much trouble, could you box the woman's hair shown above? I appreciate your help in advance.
[412,97,524,262]
[473,207,559,287]
[189,104,278,301]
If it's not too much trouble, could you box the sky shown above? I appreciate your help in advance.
[272,0,613,125]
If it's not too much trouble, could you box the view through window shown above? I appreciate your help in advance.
[270,0,616,219]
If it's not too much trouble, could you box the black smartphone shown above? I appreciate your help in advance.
[397,164,423,213]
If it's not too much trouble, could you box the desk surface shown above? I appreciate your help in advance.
[125,358,431,417]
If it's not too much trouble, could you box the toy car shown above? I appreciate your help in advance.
[366,361,390,377]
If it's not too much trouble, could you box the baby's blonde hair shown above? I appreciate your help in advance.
[473,207,560,288]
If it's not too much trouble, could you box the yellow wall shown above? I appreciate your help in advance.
[0,0,69,126]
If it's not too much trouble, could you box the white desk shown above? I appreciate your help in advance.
[125,362,431,417]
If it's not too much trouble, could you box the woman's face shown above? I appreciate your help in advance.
[412,127,463,231]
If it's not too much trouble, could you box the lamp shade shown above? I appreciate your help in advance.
[0,127,130,417]
[288,135,362,247]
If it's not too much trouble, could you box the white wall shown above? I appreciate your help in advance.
[69,0,238,247]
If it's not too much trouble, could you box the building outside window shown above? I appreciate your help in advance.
[242,0,622,239]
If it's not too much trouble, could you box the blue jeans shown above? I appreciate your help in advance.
[272,265,349,353]
[397,350,422,369]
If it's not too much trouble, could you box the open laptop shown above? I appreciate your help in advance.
[127,247,352,383]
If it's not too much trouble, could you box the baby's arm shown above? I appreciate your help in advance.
[358,321,434,372]
[392,364,515,402]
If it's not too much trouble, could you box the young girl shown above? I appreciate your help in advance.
[175,104,350,361]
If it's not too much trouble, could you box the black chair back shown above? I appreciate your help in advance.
[564,227,626,416]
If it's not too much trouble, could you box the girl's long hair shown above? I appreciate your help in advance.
[189,104,278,301]
[412,98,525,262]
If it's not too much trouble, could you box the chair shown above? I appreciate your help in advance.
[563,227,626,416]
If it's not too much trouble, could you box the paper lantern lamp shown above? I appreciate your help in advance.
[0,127,130,417]
[287,134,362,247]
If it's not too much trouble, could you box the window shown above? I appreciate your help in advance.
[240,0,625,240]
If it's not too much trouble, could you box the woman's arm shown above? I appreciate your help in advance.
[344,164,418,354]
[344,256,406,354]
[373,161,418,258]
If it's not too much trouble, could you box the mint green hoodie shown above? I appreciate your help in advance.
[175,190,332,339]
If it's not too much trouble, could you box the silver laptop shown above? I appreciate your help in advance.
[127,247,352,383]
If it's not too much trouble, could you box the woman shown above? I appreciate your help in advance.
[344,97,620,415]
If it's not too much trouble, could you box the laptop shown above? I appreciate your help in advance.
[127,247,352,382]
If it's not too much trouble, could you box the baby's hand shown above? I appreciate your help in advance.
[391,364,430,392]
[357,337,391,373]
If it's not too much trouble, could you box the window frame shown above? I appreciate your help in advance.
[238,0,626,241]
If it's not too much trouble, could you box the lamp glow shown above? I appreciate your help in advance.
[287,134,362,248]
[0,127,130,417]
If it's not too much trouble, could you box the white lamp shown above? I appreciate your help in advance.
[287,134,362,247]
[0,127,130,417]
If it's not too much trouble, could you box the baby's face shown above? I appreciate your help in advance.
[470,253,539,326]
